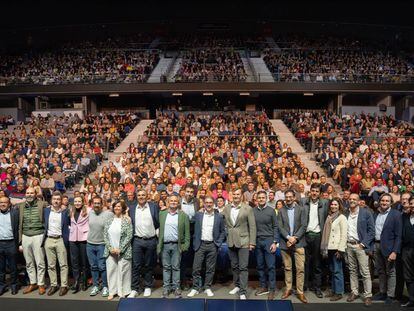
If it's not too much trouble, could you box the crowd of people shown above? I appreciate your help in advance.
[282,111,414,207]
[263,49,413,83]
[0,112,140,204]
[0,49,160,85]
[174,49,247,82]
[0,111,413,308]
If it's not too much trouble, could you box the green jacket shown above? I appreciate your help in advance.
[157,210,190,254]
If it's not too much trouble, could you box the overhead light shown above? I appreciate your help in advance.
[203,92,213,96]
[109,93,119,97]
[172,92,182,96]
[303,93,314,96]
[240,92,250,96]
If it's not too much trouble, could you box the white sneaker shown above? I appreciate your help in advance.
[204,289,214,297]
[229,287,240,295]
[240,294,247,300]
[128,290,138,298]
[143,288,151,297]
[187,289,199,297]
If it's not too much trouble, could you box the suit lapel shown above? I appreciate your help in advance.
[234,206,242,226]
[281,207,290,233]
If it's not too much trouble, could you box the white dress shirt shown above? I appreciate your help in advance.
[410,215,414,226]
[347,208,359,242]
[306,200,321,233]
[375,208,391,241]
[201,212,215,241]
[230,205,241,225]
[48,209,62,237]
[135,203,156,238]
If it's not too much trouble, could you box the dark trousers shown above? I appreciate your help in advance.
[228,247,249,295]
[180,238,194,285]
[0,240,17,290]
[131,237,157,290]
[402,247,414,302]
[255,237,276,291]
[69,241,88,281]
[305,232,322,289]
[395,254,405,299]
[192,241,218,291]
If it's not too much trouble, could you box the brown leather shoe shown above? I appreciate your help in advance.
[23,284,38,294]
[268,291,275,300]
[364,297,372,307]
[59,287,68,296]
[330,294,343,302]
[281,290,292,299]
[347,293,360,302]
[297,293,308,303]
[39,285,46,295]
[47,286,59,296]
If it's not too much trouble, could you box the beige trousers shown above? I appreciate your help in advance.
[44,237,68,287]
[281,247,305,295]
[346,243,372,298]
[22,234,46,286]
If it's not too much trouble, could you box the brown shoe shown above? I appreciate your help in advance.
[281,290,292,299]
[47,286,59,296]
[364,297,372,307]
[268,291,275,300]
[297,293,308,303]
[255,287,269,296]
[347,293,360,302]
[325,290,334,298]
[59,287,68,296]
[330,294,343,302]
[39,285,46,295]
[23,284,38,294]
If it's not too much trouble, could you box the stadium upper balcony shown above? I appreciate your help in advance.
[0,34,414,94]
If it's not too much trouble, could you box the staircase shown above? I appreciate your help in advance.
[147,56,176,83]
[249,57,275,82]
[270,119,342,194]
[167,57,182,82]
[149,37,161,49]
[265,37,281,52]
[238,51,255,82]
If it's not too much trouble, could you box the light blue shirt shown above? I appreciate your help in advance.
[164,212,179,242]
[0,210,13,240]
[375,208,390,241]
[286,205,295,237]
[181,199,195,221]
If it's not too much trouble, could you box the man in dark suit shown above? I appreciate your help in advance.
[278,189,308,303]
[401,196,414,308]
[0,196,19,295]
[43,191,70,296]
[128,189,160,298]
[372,193,402,304]
[301,183,328,298]
[345,193,375,307]
[187,196,225,297]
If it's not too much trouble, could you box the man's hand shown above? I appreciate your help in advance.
[288,236,297,245]
[388,252,397,262]
[19,245,23,253]
[270,243,278,253]
[249,244,255,251]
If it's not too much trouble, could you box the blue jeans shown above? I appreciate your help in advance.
[329,250,344,294]
[86,243,107,288]
[255,238,276,290]
[162,243,181,291]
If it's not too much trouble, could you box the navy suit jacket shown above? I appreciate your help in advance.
[345,207,375,253]
[374,208,402,257]
[193,211,225,251]
[129,202,160,233]
[42,207,70,247]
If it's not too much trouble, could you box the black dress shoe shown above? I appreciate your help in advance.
[315,288,323,298]
[401,301,414,308]
[11,288,18,295]
[71,281,80,294]
[0,287,7,296]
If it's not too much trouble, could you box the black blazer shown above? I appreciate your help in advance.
[374,208,402,256]
[301,198,329,231]
[7,208,20,248]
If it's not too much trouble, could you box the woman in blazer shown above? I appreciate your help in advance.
[69,195,90,293]
[103,200,133,300]
[320,198,348,301]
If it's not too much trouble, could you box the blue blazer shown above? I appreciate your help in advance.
[42,207,70,247]
[193,211,226,251]
[374,208,402,257]
[129,202,160,232]
[346,207,375,253]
